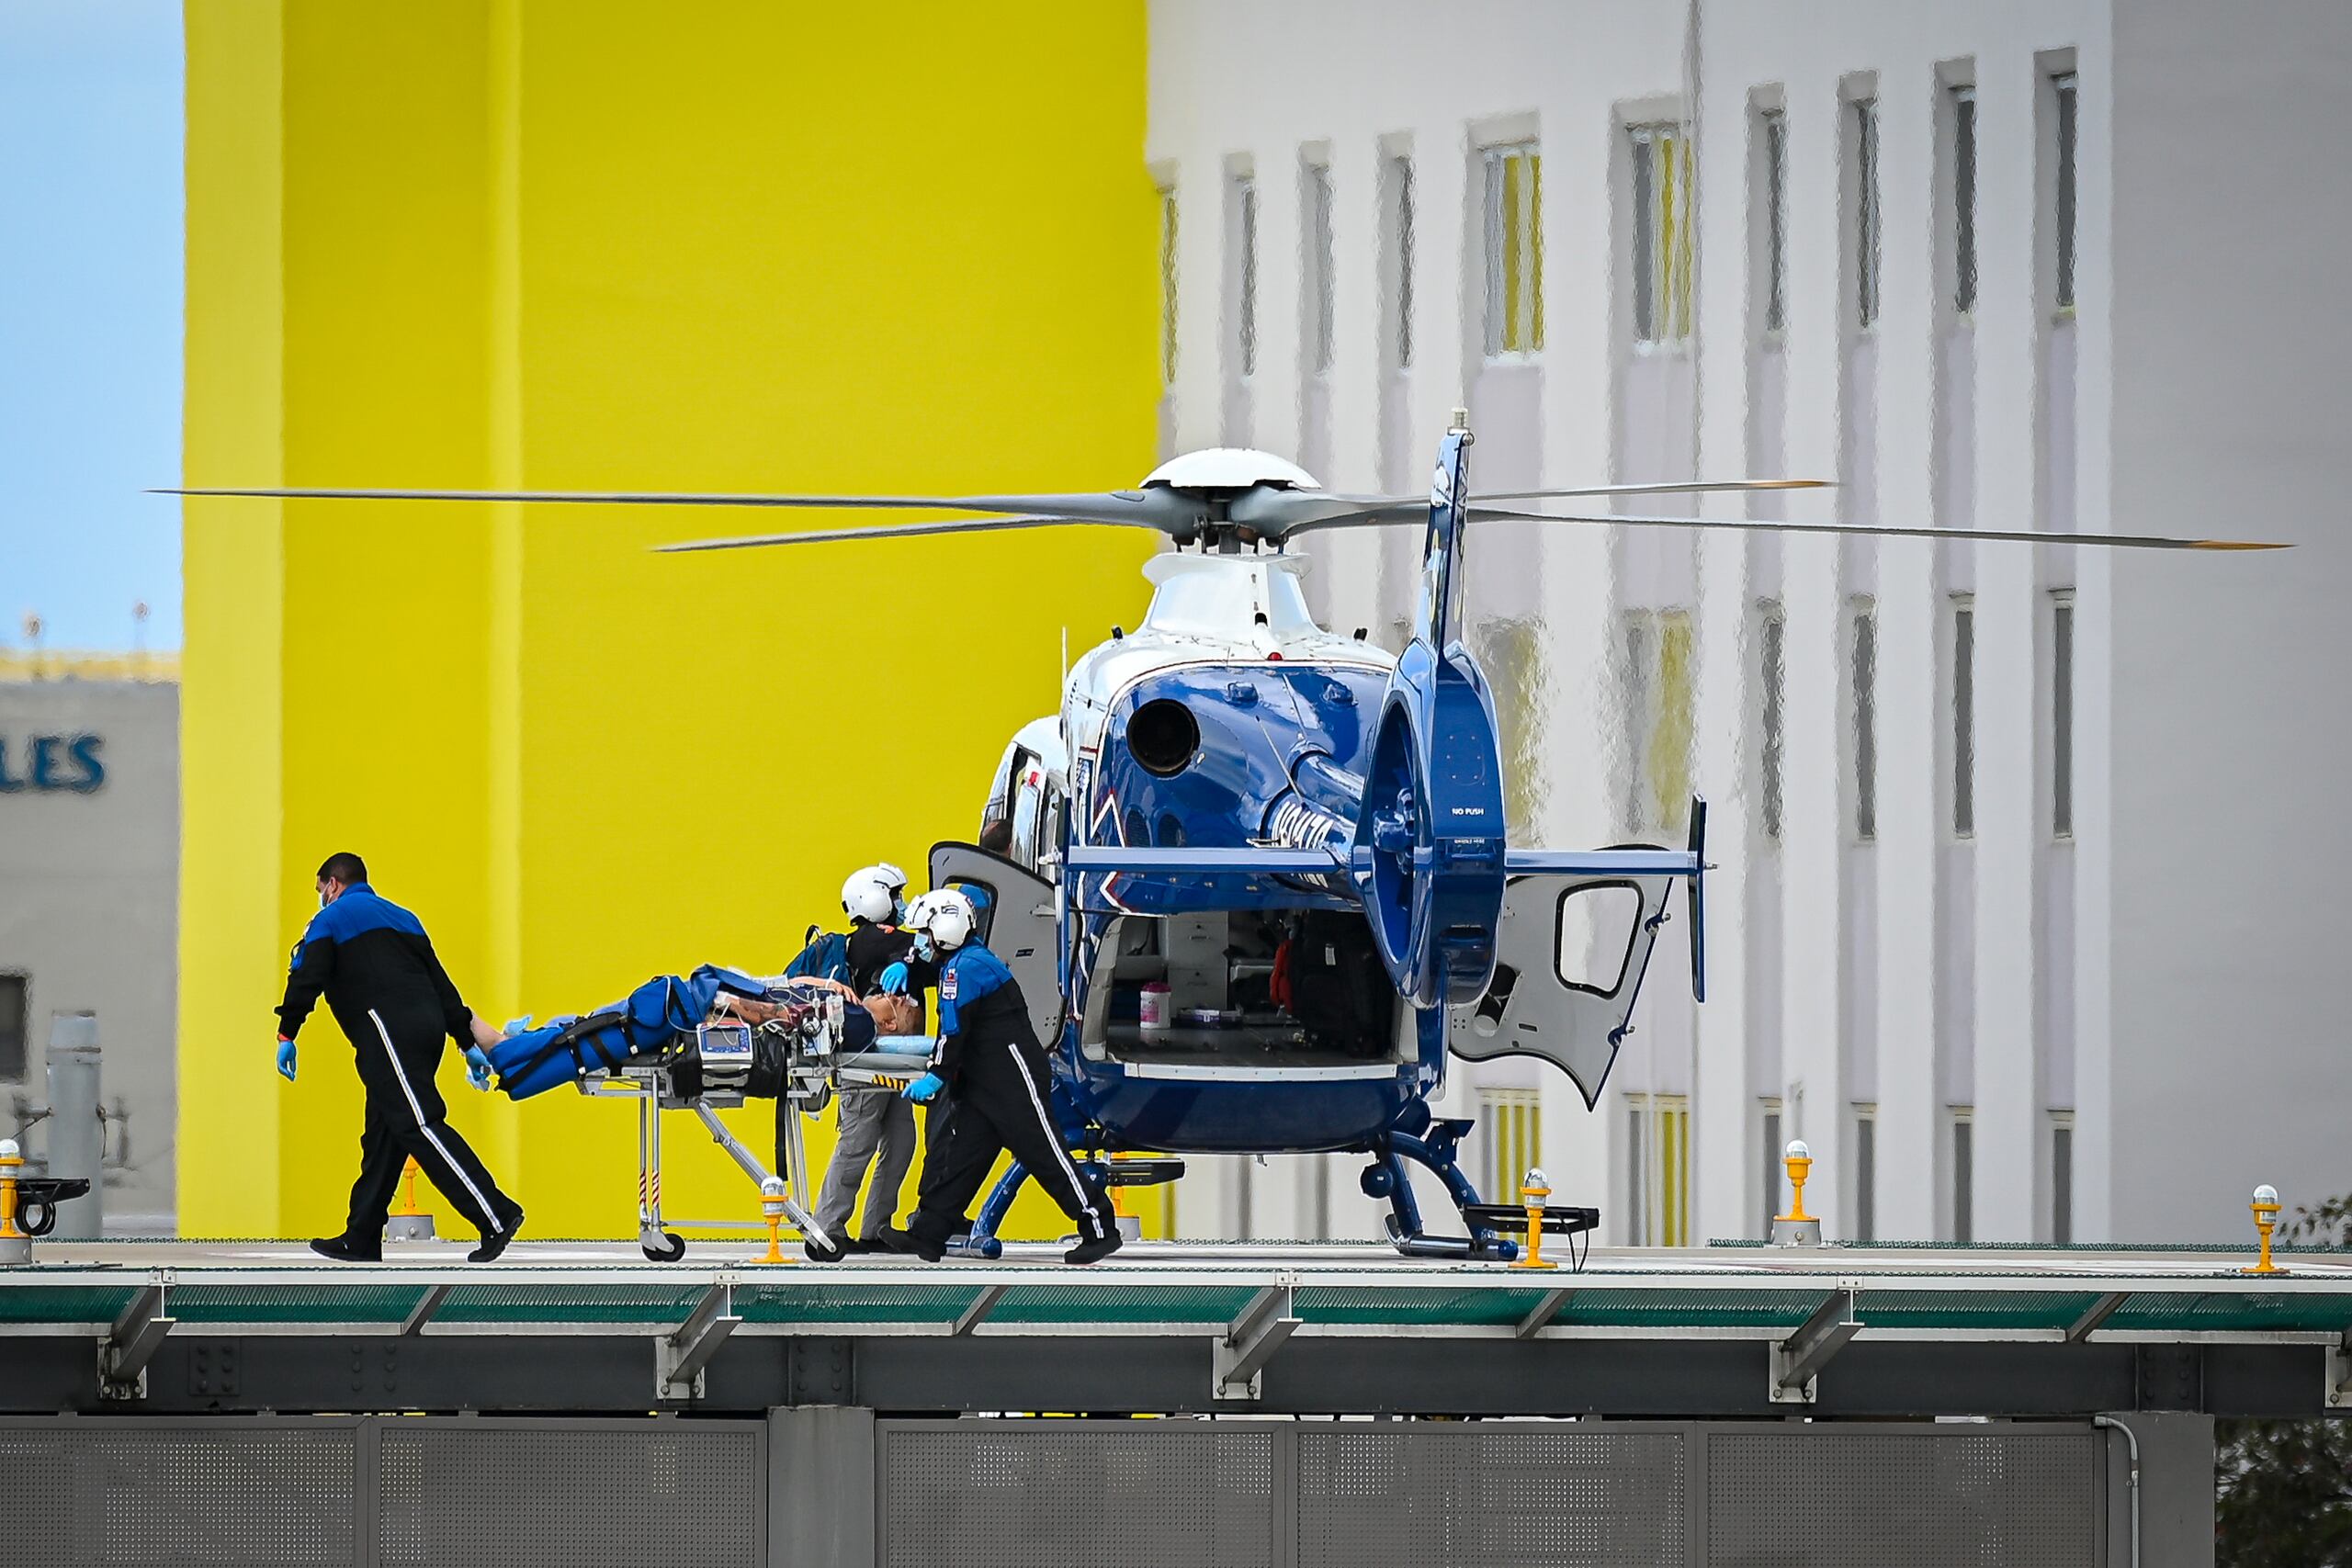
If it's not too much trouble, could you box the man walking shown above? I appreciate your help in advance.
[276,852,525,1262]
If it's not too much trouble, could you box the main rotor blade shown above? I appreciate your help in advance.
[158,485,1198,530]
[1473,479,1831,502]
[652,513,1103,552]
[1465,506,2287,551]
[1269,479,1838,536]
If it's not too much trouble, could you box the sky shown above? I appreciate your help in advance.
[0,1,183,653]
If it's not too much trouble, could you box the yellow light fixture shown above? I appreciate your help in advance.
[2246,1184,2282,1276]
[1509,1168,1557,1270]
[1778,1140,1814,1224]
[757,1178,792,1266]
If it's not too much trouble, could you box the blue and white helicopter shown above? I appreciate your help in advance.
[181,416,2270,1258]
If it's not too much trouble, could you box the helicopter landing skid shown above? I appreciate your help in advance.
[968,1155,1188,1251]
[1362,1119,1520,1262]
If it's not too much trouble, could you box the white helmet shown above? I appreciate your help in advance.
[841,863,909,925]
[904,888,977,953]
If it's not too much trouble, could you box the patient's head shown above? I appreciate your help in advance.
[862,992,921,1035]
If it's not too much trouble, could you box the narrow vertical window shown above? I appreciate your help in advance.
[1390,154,1416,369]
[1952,1110,1974,1243]
[1952,596,1975,837]
[1158,186,1179,389]
[1763,109,1789,333]
[1760,606,1786,840]
[2052,1114,2075,1244]
[1621,611,1694,836]
[1621,614,1653,833]
[1630,123,1692,344]
[2052,593,2075,837]
[2052,72,2078,310]
[1951,86,1978,315]
[1854,1107,1878,1242]
[1854,97,1881,329]
[0,973,24,1080]
[1760,1100,1784,1238]
[1483,1089,1542,1200]
[1236,176,1259,378]
[1625,1100,1648,1245]
[1483,142,1544,356]
[1852,599,1879,841]
[1305,162,1335,377]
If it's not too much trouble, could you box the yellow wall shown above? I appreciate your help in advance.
[182,2,1157,1240]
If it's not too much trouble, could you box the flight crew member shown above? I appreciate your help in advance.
[896,888,1122,1265]
[805,863,937,1261]
[276,852,526,1264]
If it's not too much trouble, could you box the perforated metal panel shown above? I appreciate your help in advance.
[1296,1426,1686,1568]
[377,1421,762,1567]
[0,1424,357,1565]
[1705,1430,2098,1567]
[880,1422,1274,1568]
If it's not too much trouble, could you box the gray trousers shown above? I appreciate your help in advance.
[813,1089,919,1242]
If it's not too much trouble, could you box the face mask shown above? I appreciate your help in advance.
[318,889,330,909]
[910,932,936,963]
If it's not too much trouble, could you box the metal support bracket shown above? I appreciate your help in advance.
[1770,1281,1861,1405]
[656,1277,740,1400]
[102,1277,175,1400]
[1516,1287,1574,1339]
[1214,1276,1300,1401]
[2328,1327,2352,1410]
[2066,1291,2130,1345]
[401,1283,454,1337]
[954,1283,1009,1337]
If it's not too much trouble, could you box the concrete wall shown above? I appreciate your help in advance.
[1144,0,2339,1248]
[0,678,177,1226]
[2103,1,2352,1241]
[181,2,1159,1238]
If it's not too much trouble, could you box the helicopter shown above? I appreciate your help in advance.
[173,415,2276,1258]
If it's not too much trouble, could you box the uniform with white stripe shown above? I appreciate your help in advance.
[279,881,520,1241]
[905,940,1118,1250]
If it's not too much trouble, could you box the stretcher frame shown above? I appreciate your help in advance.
[580,1056,830,1263]
[571,993,932,1261]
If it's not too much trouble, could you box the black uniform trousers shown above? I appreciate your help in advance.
[907,1037,1117,1248]
[343,1005,519,1240]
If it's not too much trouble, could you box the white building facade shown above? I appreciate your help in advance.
[1147,0,2352,1247]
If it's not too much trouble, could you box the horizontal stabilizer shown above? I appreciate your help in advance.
[1503,848,1702,878]
[1065,845,1344,876]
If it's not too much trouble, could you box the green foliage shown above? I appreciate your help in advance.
[2217,1196,2352,1567]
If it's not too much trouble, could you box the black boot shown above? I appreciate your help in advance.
[1064,1229,1124,1266]
[469,1210,524,1263]
[310,1234,382,1264]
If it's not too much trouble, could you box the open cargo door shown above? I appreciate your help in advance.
[1443,869,1674,1109]
[929,841,1064,1051]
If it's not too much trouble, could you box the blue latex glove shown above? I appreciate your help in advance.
[901,1071,944,1104]
[879,961,910,996]
[276,1036,298,1082]
[503,1015,534,1035]
[464,1045,492,1090]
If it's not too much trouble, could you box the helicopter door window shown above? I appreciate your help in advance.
[1555,882,1643,997]
[1008,776,1043,869]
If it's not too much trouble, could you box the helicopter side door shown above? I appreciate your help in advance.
[929,841,1065,1051]
[1443,870,1675,1109]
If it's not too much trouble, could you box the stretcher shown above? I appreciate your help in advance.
[545,980,933,1261]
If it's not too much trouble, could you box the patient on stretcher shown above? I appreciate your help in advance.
[483,964,924,1100]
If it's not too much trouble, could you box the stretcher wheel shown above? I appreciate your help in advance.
[642,1232,687,1262]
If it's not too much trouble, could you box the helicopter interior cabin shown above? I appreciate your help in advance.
[1077,909,1415,1072]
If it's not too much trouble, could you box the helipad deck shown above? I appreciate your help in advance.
[6,1238,2347,1416]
